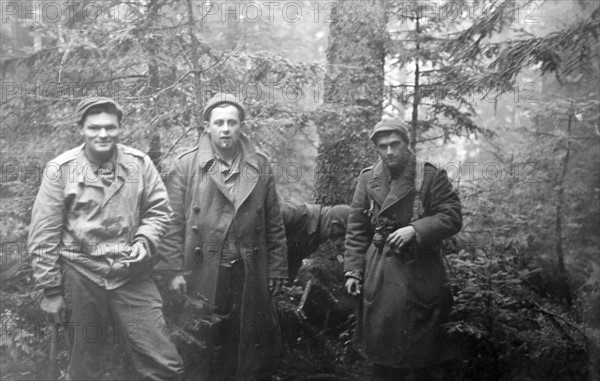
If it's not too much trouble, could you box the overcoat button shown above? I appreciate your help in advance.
[192,225,199,234]
[193,206,201,213]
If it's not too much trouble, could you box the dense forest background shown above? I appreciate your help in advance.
[1,0,599,380]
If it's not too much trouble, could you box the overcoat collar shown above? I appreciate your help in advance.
[196,132,260,169]
[196,132,261,209]
[367,155,417,216]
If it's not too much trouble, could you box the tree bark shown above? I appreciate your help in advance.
[141,0,164,93]
[554,105,573,304]
[410,16,420,153]
[186,0,202,126]
[314,0,387,205]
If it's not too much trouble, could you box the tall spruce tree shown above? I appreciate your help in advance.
[313,0,387,204]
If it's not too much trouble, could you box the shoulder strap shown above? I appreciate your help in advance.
[364,168,376,222]
[411,171,424,222]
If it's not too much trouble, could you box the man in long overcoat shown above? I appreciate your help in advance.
[159,93,288,380]
[281,201,350,281]
[28,97,183,380]
[344,119,462,380]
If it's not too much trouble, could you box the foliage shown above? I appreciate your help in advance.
[0,0,326,200]
[1,1,327,378]
[386,0,515,149]
[442,244,596,381]
[1,0,600,380]
[385,2,600,379]
[473,6,599,90]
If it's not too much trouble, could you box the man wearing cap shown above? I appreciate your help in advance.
[28,97,184,380]
[281,201,350,281]
[159,93,287,380]
[344,119,462,380]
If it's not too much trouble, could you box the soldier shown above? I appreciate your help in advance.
[160,93,288,380]
[28,97,184,380]
[281,201,350,281]
[344,119,462,380]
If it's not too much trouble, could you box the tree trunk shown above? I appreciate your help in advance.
[410,16,420,153]
[314,0,387,205]
[554,106,573,304]
[142,0,163,93]
[186,0,202,126]
[308,1,387,344]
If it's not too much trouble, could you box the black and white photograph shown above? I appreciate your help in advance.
[1,1,599,380]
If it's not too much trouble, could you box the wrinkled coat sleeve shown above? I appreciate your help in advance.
[281,201,300,233]
[28,163,65,291]
[265,166,288,279]
[344,171,373,274]
[157,159,187,271]
[410,168,462,243]
[281,201,309,239]
[135,156,173,256]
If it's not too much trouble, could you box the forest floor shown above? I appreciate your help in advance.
[1,245,599,381]
[0,271,369,381]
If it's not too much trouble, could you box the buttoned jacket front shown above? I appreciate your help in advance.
[29,144,172,291]
[344,156,462,368]
[158,132,287,380]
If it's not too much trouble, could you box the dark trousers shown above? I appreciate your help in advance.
[211,262,245,381]
[63,267,184,380]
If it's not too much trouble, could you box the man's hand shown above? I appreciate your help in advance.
[386,226,416,252]
[123,241,148,264]
[169,275,187,295]
[268,278,284,296]
[345,277,361,296]
[40,295,66,323]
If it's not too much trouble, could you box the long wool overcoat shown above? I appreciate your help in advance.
[344,156,462,368]
[159,133,288,380]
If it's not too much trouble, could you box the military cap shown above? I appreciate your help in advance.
[76,97,123,125]
[202,93,246,122]
[369,118,410,144]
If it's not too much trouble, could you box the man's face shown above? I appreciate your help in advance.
[205,105,242,154]
[81,112,120,161]
[374,132,409,169]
